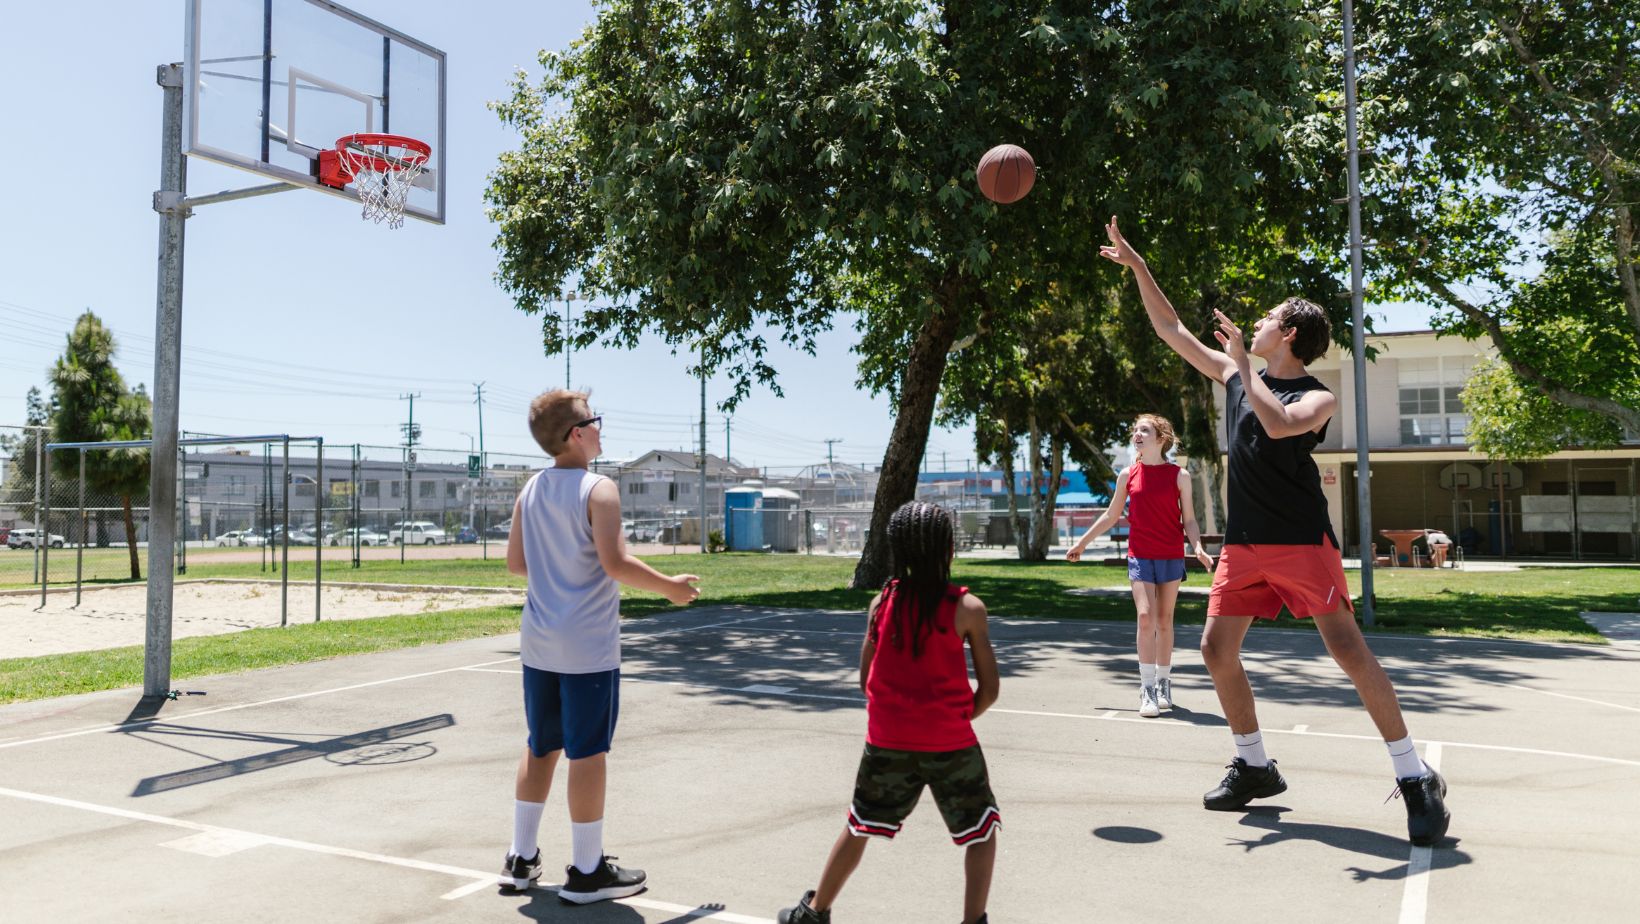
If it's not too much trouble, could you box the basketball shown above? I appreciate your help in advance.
[976,144,1035,204]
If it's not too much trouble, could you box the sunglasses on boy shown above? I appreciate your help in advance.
[563,415,603,442]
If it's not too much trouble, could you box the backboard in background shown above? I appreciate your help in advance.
[182,0,447,224]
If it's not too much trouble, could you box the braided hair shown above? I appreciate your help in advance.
[872,501,955,659]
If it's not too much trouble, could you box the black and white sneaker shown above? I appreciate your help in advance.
[501,851,541,891]
[558,856,647,905]
[1394,767,1451,847]
[777,890,831,924]
[1203,758,1287,811]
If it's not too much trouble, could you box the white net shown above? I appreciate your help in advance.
[338,137,429,229]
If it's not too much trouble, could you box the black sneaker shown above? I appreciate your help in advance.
[501,851,541,891]
[558,856,647,905]
[1203,758,1287,810]
[1395,767,1451,847]
[777,890,830,924]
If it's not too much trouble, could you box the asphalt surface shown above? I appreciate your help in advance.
[2,605,1637,923]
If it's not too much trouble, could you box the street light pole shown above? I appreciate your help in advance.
[1343,0,1376,626]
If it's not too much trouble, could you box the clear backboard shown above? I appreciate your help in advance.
[182,0,446,224]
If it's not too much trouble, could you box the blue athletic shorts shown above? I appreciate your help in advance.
[522,665,620,759]
[1128,556,1186,585]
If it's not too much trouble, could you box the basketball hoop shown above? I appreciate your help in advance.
[317,133,431,229]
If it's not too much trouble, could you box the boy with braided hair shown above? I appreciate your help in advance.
[780,502,1001,924]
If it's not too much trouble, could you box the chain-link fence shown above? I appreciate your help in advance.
[2,425,909,589]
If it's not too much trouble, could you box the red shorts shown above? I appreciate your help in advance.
[1207,538,1353,619]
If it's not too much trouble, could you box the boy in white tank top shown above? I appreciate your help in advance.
[502,390,700,903]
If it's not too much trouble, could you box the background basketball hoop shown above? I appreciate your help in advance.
[318,133,432,229]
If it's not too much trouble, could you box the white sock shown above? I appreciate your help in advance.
[1387,735,1426,780]
[1233,732,1269,768]
[511,799,545,860]
[1156,663,1172,681]
[571,819,604,874]
[1139,663,1157,686]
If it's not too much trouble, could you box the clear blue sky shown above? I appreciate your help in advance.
[0,1,1432,472]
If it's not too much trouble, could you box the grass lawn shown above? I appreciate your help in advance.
[4,552,1633,704]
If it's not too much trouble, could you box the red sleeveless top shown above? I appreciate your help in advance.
[865,582,979,752]
[1126,462,1186,560]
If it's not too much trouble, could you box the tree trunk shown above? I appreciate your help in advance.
[1000,443,1025,558]
[851,277,969,589]
[1180,377,1226,533]
[1030,433,1065,560]
[122,494,141,581]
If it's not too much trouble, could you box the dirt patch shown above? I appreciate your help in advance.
[0,581,524,659]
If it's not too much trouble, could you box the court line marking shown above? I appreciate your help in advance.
[0,784,773,923]
[0,614,785,753]
[558,672,1640,770]
[678,624,1640,715]
[1397,742,1441,924]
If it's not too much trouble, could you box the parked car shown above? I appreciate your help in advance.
[485,518,512,539]
[286,529,318,546]
[327,527,386,547]
[387,521,449,545]
[454,526,479,544]
[7,529,66,549]
[213,530,265,547]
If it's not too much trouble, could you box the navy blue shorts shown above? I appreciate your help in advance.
[1127,556,1186,585]
[522,665,620,759]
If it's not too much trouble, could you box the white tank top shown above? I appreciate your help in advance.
[517,468,621,673]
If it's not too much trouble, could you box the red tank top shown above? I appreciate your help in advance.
[1126,462,1186,559]
[865,582,979,752]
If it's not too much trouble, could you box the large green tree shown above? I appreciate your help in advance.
[1359,0,1640,442]
[489,0,1337,586]
[49,311,152,579]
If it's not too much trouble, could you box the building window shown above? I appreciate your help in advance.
[628,482,644,495]
[420,480,436,499]
[225,475,246,497]
[446,481,459,499]
[364,480,380,498]
[1398,358,1473,446]
[391,481,401,498]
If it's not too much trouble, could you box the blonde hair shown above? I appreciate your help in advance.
[528,389,591,455]
[1131,414,1176,456]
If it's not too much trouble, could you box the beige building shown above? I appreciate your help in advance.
[1208,330,1640,562]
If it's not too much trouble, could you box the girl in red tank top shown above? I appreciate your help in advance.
[779,502,1001,924]
[1066,415,1214,719]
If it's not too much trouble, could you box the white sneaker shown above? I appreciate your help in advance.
[1155,678,1173,711]
[1139,684,1160,718]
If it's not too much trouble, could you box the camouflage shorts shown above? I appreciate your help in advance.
[847,743,1001,846]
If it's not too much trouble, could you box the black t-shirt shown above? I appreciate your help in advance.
[1223,370,1338,547]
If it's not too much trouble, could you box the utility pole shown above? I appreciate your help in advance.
[564,292,579,388]
[699,344,708,553]
[400,392,420,565]
[725,415,732,468]
[475,382,488,560]
[825,438,843,509]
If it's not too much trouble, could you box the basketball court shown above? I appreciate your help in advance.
[3,605,1636,922]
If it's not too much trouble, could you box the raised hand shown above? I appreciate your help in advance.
[1099,216,1145,269]
[1212,309,1249,366]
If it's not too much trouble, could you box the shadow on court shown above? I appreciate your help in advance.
[0,604,1634,923]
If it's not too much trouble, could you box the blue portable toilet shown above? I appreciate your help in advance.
[724,484,765,551]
